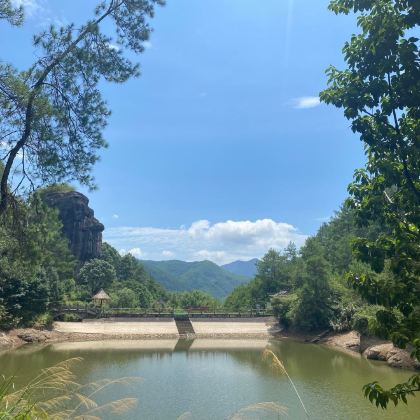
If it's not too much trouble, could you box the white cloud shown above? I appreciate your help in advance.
[105,219,307,265]
[12,0,66,27]
[11,0,41,17]
[119,247,143,258]
[293,96,320,109]
[112,214,119,219]
[162,250,175,258]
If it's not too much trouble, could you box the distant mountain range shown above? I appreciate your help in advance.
[221,258,259,278]
[140,259,251,299]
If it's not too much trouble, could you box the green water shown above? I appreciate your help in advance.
[0,339,419,419]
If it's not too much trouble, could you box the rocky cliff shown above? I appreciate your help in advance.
[43,191,104,261]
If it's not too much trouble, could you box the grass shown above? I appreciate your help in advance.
[263,349,310,419]
[0,358,139,419]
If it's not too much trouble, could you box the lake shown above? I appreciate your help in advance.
[0,338,419,419]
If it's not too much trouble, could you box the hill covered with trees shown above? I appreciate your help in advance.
[141,259,250,299]
[221,259,259,278]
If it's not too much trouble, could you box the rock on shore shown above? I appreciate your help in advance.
[323,331,420,370]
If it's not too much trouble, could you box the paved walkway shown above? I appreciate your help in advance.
[53,317,279,337]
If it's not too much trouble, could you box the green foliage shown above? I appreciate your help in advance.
[255,248,295,296]
[0,0,165,215]
[291,255,335,331]
[321,0,420,407]
[0,192,75,328]
[170,290,220,310]
[271,293,298,328]
[110,287,139,308]
[0,0,23,25]
[223,283,253,310]
[79,259,116,295]
[363,374,420,409]
[37,183,76,194]
[142,259,249,299]
[31,313,54,329]
[225,245,301,310]
[101,243,167,308]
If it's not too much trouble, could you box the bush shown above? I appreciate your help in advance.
[31,313,54,329]
[271,293,298,328]
[330,302,358,332]
[0,304,18,331]
[352,305,385,336]
[62,313,82,322]
[110,288,138,308]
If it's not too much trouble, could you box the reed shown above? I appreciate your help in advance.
[0,357,139,419]
[263,349,309,419]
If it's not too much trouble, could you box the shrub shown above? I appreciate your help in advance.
[352,305,385,336]
[62,313,82,322]
[31,313,54,329]
[271,293,298,329]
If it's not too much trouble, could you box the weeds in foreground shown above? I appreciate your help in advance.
[0,357,139,419]
[263,349,309,419]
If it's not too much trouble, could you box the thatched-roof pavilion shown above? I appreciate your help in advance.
[92,289,111,307]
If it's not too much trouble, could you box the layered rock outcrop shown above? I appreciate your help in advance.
[43,191,104,261]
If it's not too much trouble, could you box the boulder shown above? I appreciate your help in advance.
[364,343,420,370]
[17,331,46,343]
[43,191,104,261]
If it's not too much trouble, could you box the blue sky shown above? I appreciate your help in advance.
[2,0,366,264]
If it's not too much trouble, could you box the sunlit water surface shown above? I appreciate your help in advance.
[0,338,419,419]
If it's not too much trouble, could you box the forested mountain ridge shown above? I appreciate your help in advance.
[141,259,250,298]
[221,259,259,278]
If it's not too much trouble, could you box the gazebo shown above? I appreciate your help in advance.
[92,289,111,308]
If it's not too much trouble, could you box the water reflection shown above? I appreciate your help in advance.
[0,338,419,419]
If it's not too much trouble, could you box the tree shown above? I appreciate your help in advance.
[0,190,75,326]
[254,249,293,299]
[111,287,138,308]
[100,242,167,305]
[321,0,420,408]
[171,290,219,310]
[79,259,116,294]
[0,0,164,216]
[0,0,23,25]
[291,255,334,331]
[224,283,253,311]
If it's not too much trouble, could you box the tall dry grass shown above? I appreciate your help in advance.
[0,357,139,419]
[263,349,309,419]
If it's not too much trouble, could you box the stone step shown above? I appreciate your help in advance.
[175,318,195,336]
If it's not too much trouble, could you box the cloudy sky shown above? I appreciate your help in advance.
[110,219,307,264]
[3,1,365,264]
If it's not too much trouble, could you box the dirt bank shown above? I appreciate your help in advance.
[1,325,418,372]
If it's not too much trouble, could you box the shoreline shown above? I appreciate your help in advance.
[1,324,418,371]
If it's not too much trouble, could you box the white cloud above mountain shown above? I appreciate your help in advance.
[105,219,307,265]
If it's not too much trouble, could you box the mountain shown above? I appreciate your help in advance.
[140,260,249,299]
[221,258,259,278]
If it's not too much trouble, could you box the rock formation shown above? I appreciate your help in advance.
[43,191,104,261]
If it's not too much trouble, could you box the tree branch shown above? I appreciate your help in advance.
[0,0,123,215]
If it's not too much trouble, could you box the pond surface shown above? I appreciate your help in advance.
[0,338,419,419]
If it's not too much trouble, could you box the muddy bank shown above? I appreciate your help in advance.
[1,326,418,372]
[0,328,180,350]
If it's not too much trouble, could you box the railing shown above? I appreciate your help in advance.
[53,305,272,319]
